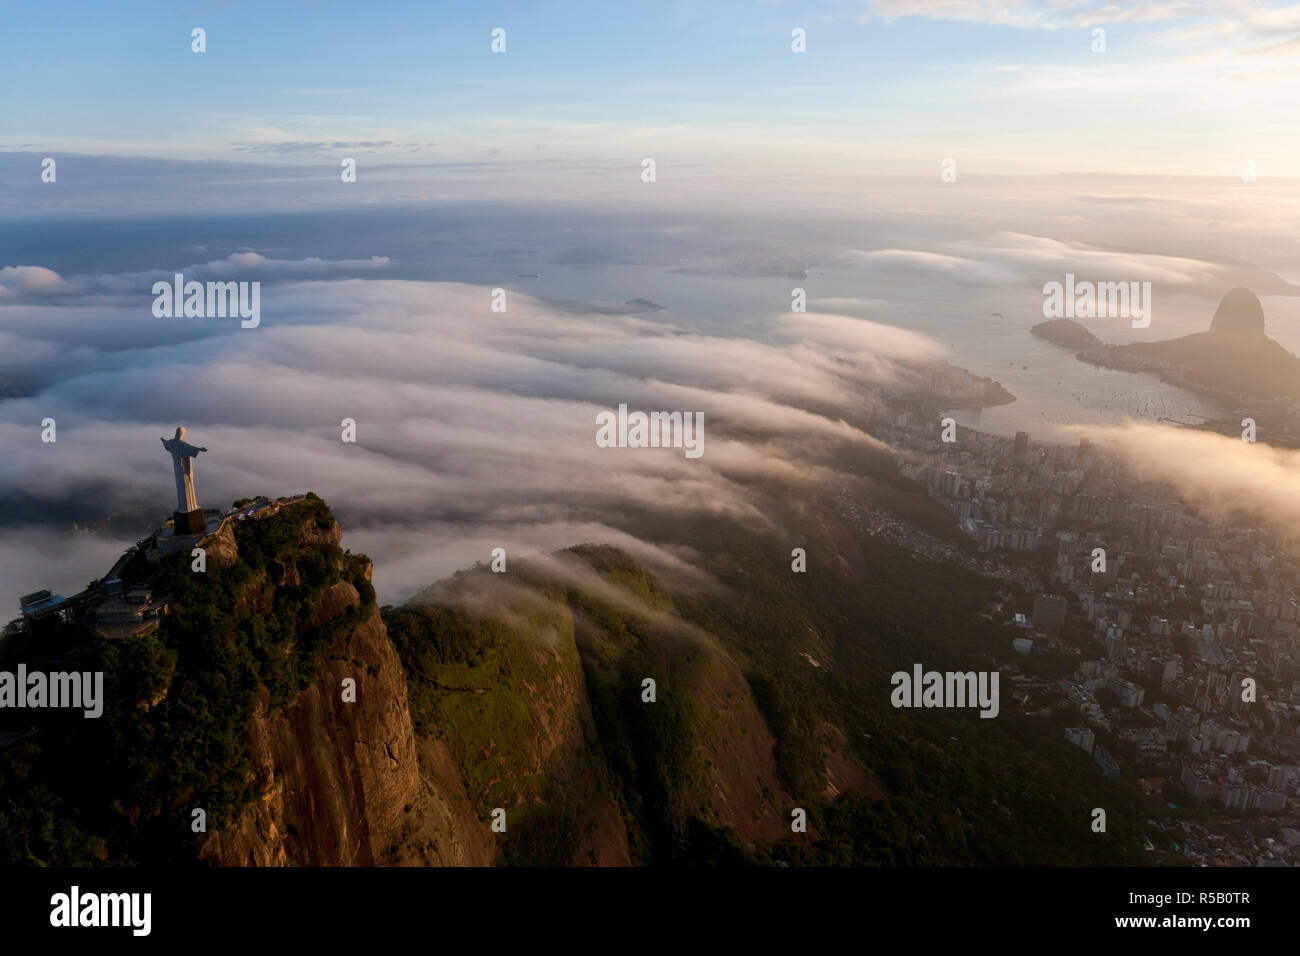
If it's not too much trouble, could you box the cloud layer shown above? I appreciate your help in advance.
[6,173,1300,614]
[1073,420,1300,531]
[0,263,936,610]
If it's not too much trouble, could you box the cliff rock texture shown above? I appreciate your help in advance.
[199,507,491,866]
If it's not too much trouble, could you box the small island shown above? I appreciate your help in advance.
[1030,318,1102,350]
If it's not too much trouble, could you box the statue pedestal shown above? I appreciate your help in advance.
[173,509,207,535]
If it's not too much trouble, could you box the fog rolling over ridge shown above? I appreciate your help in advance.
[5,176,1300,611]
[0,267,940,611]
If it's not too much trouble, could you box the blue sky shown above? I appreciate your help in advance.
[4,0,1300,175]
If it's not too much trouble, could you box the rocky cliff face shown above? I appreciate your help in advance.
[189,506,822,866]
[202,579,423,865]
[198,509,491,867]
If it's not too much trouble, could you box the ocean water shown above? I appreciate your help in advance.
[505,261,1235,442]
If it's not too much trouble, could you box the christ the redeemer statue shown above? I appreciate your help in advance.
[161,426,208,534]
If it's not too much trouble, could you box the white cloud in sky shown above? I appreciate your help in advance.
[0,267,934,611]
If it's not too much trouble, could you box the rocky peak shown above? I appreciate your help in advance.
[1208,286,1266,340]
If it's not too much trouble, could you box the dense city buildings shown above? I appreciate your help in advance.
[865,412,1300,866]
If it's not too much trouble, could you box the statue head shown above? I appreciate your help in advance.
[174,426,186,440]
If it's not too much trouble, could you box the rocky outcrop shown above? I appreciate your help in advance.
[1209,286,1267,339]
[202,583,427,865]
[1081,287,1300,401]
[199,514,492,866]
